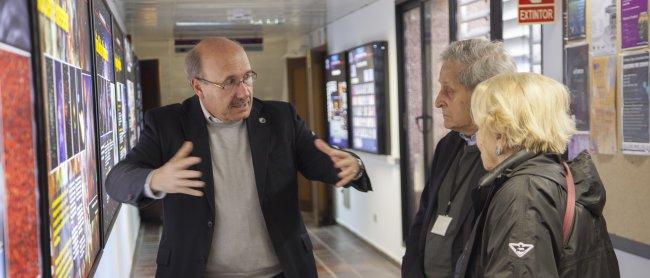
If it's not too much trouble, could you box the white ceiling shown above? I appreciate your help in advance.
[112,0,379,40]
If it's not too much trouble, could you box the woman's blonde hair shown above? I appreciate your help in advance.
[471,72,576,153]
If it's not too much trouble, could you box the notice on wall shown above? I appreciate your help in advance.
[565,44,590,132]
[621,52,650,155]
[590,56,618,154]
[567,0,586,40]
[621,0,648,50]
[591,0,617,56]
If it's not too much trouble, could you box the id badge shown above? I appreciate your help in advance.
[430,215,453,236]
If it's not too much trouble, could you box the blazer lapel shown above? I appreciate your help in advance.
[246,99,271,203]
[182,96,216,217]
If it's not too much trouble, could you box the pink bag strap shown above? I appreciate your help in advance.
[562,162,576,246]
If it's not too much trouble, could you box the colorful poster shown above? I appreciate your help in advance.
[37,0,101,277]
[125,41,137,149]
[621,0,649,49]
[0,1,41,277]
[325,53,350,148]
[567,0,586,40]
[564,44,590,131]
[0,46,42,278]
[113,23,128,161]
[0,147,5,278]
[621,52,650,154]
[590,56,618,154]
[591,0,617,56]
[92,0,121,241]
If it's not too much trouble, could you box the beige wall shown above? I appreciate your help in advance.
[132,37,289,106]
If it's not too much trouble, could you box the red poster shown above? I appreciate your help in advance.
[0,46,41,278]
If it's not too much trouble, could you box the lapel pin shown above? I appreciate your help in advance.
[259,117,266,124]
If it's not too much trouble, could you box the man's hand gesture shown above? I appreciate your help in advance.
[150,141,205,197]
[314,139,362,187]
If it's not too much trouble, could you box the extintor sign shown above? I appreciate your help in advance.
[518,0,555,24]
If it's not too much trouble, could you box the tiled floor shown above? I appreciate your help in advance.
[130,216,400,277]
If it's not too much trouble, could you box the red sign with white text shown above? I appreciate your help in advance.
[518,0,555,24]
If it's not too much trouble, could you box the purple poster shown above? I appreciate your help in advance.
[621,0,649,49]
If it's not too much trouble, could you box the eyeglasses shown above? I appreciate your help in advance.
[195,71,257,91]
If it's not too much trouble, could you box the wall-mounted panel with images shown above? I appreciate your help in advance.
[0,0,42,276]
[620,0,648,50]
[347,41,390,154]
[621,51,650,155]
[36,0,101,276]
[91,0,120,244]
[325,52,350,149]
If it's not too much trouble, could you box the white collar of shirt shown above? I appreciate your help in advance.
[459,133,477,146]
[199,99,224,125]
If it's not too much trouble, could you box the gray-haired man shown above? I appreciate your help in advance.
[401,39,517,278]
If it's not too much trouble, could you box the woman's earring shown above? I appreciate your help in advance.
[495,146,502,156]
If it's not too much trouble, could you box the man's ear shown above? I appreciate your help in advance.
[191,78,204,98]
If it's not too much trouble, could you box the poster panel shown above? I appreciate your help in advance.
[621,0,649,50]
[37,0,101,276]
[564,44,590,132]
[590,56,618,154]
[92,0,121,241]
[591,0,617,56]
[621,51,650,154]
[567,0,586,40]
[325,53,350,148]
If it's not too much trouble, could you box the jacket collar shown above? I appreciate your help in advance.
[478,150,565,188]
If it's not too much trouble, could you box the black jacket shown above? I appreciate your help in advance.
[455,151,619,277]
[402,131,487,277]
[106,96,372,278]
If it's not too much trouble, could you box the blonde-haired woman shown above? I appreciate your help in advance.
[454,73,619,277]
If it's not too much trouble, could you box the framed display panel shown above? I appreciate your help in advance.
[35,0,102,276]
[324,52,350,148]
[619,0,648,50]
[564,44,590,132]
[125,40,137,149]
[566,0,587,40]
[134,55,143,139]
[620,51,650,155]
[112,21,128,161]
[347,41,390,154]
[0,0,42,277]
[91,0,121,245]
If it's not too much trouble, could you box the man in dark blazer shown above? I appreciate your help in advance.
[401,39,516,277]
[106,37,371,278]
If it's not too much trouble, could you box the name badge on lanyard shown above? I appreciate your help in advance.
[430,215,453,236]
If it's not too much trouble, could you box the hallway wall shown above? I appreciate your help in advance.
[132,37,289,106]
[327,0,405,262]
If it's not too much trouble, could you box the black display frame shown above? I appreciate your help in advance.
[346,41,391,155]
[324,51,352,149]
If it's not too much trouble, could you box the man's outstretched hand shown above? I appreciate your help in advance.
[150,141,205,197]
[314,139,361,187]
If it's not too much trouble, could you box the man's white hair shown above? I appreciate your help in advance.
[442,39,517,90]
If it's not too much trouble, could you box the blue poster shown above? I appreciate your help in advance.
[567,0,586,40]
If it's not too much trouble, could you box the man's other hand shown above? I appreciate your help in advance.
[314,139,361,187]
[150,141,205,197]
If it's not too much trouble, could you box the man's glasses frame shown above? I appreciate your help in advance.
[195,70,257,91]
